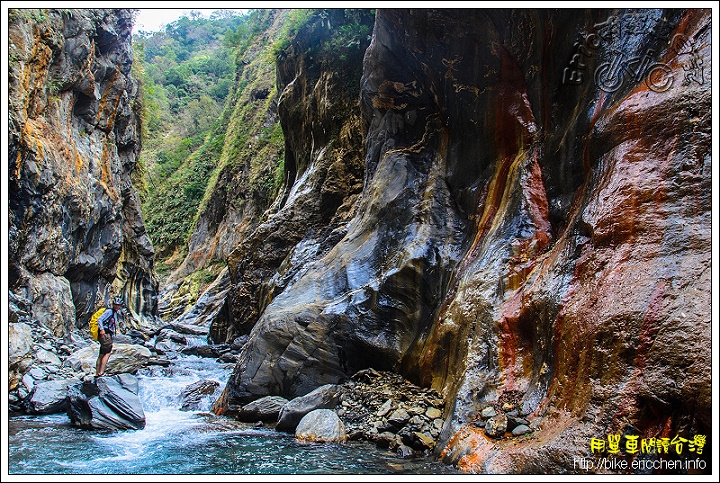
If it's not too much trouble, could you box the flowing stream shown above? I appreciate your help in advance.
[7,355,460,476]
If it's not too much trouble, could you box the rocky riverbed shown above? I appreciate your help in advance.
[9,294,537,461]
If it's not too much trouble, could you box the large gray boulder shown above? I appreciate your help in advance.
[66,373,145,430]
[179,379,220,411]
[63,343,151,375]
[8,321,34,390]
[236,395,289,423]
[25,378,82,414]
[29,272,76,337]
[276,384,340,432]
[295,409,347,443]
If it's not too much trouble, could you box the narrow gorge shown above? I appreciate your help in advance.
[7,7,712,476]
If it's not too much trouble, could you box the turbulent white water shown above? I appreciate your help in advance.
[8,355,460,475]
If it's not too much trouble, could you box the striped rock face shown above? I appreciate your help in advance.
[8,9,160,334]
[215,9,710,473]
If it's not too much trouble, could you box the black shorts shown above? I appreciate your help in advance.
[99,333,113,354]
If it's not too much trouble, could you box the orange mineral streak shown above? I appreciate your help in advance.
[443,410,579,473]
[15,152,23,179]
[417,43,541,390]
[96,64,122,129]
[74,151,84,174]
[468,45,538,253]
[525,152,552,250]
[543,91,681,422]
[440,425,496,473]
[21,119,46,159]
[24,35,53,119]
[98,141,120,201]
[607,279,668,433]
[211,389,228,416]
[498,291,524,392]
[658,9,708,69]
[445,42,539,305]
[505,151,551,291]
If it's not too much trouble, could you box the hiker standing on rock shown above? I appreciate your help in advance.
[95,297,124,378]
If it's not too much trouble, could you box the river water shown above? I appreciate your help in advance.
[7,355,460,476]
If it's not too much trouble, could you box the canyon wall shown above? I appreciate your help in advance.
[8,8,159,343]
[210,10,374,343]
[156,10,287,330]
[6,7,709,474]
[216,8,711,472]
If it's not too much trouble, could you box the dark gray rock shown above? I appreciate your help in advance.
[66,374,145,430]
[25,378,81,414]
[511,424,532,436]
[376,431,402,449]
[484,413,508,439]
[480,406,497,419]
[397,444,415,459]
[507,415,530,431]
[179,379,220,411]
[276,384,340,432]
[180,344,230,358]
[8,9,159,335]
[236,395,289,423]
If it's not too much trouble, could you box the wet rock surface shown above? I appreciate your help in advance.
[217,8,711,474]
[179,380,221,411]
[218,9,372,347]
[295,409,347,444]
[66,373,146,431]
[236,395,289,423]
[276,384,341,432]
[7,294,185,415]
[25,378,82,414]
[64,343,152,375]
[6,7,711,475]
[8,8,159,334]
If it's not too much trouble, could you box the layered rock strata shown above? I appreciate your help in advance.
[216,10,374,342]
[8,8,159,342]
[217,8,711,473]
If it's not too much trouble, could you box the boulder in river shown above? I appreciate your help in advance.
[66,374,146,431]
[179,379,221,411]
[276,384,341,432]
[63,343,152,375]
[236,395,289,423]
[25,378,81,414]
[295,409,347,444]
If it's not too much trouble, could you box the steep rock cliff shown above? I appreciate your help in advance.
[215,8,711,473]
[8,9,159,341]
[212,9,373,345]
[156,10,287,330]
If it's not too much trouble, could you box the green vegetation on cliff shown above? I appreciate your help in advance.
[133,9,282,267]
[134,8,374,276]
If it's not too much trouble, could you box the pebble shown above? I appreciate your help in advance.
[425,407,442,419]
[29,368,45,379]
[377,399,393,417]
[485,413,508,438]
[397,444,414,458]
[480,406,496,419]
[336,369,446,455]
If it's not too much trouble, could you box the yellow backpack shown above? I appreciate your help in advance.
[89,307,106,340]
